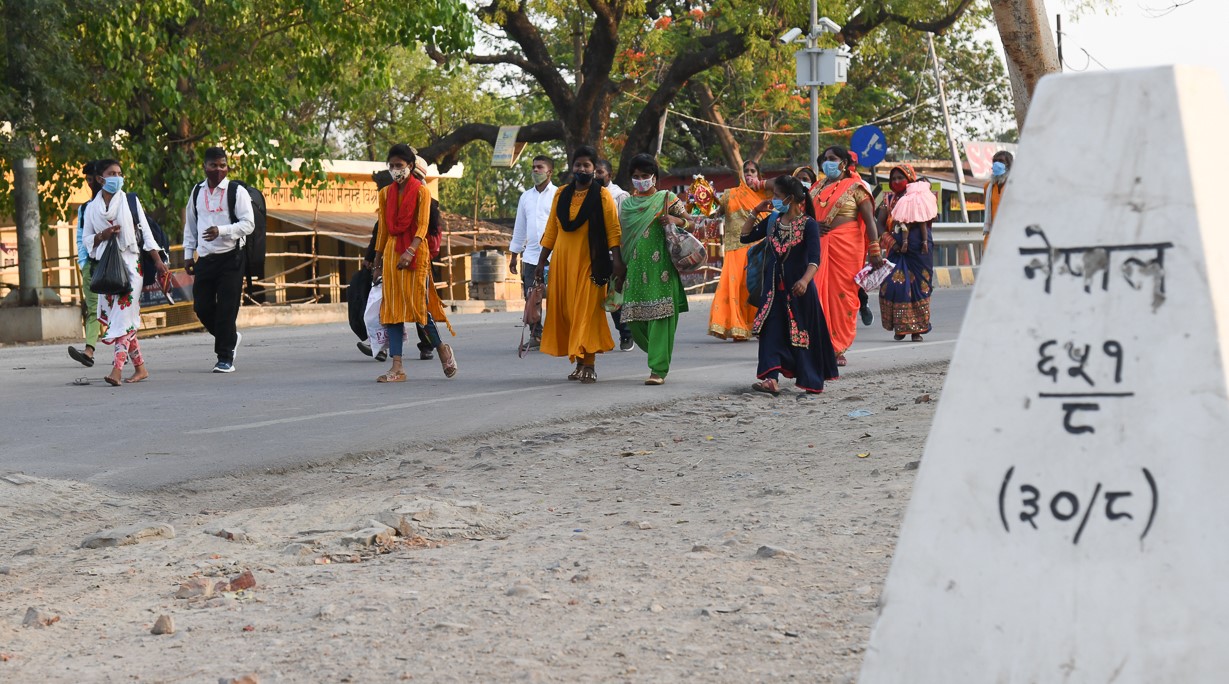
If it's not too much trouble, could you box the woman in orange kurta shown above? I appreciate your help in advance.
[808,146,884,366]
[373,144,453,383]
[535,145,625,384]
[707,160,772,340]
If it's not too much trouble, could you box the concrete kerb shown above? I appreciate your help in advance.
[932,266,977,288]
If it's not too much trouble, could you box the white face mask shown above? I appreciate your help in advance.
[631,177,655,193]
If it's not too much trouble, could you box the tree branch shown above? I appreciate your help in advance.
[418,120,566,171]
[841,0,976,46]
[477,1,575,115]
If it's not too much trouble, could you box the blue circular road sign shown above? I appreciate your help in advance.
[850,125,888,167]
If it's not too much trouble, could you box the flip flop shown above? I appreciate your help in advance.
[68,346,95,368]
[73,377,91,386]
[752,380,780,396]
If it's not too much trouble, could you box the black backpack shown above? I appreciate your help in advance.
[127,193,171,287]
[191,180,268,285]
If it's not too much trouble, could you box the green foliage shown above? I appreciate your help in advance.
[2,0,472,235]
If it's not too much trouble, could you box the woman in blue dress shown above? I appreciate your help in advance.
[741,175,839,395]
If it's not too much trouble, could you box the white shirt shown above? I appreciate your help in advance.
[82,193,157,260]
[509,182,556,267]
[606,182,630,208]
[183,178,255,259]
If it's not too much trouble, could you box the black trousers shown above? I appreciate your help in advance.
[193,248,244,362]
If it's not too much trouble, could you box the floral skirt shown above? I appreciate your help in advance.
[879,252,933,335]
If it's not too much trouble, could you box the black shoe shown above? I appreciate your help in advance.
[68,346,95,368]
[619,336,634,352]
[375,349,388,362]
[419,348,434,360]
[859,304,874,326]
[357,340,374,357]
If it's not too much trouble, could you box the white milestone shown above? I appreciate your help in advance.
[859,66,1229,683]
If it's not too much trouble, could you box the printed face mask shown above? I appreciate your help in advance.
[102,176,124,194]
[822,161,843,179]
[389,166,411,183]
[991,161,1007,178]
[631,177,655,193]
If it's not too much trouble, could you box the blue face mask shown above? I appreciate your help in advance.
[991,161,1007,178]
[821,160,843,180]
[102,176,124,194]
[771,199,788,212]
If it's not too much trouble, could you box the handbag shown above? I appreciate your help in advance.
[90,235,131,296]
[664,224,706,272]
[744,210,779,307]
[519,284,544,358]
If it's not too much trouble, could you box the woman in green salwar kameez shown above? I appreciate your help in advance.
[617,154,691,385]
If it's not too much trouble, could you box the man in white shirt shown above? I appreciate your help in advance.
[596,159,632,350]
[183,146,255,373]
[508,155,556,348]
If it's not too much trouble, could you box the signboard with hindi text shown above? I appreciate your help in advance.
[860,66,1229,682]
[491,126,524,167]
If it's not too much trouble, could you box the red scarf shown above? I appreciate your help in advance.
[387,177,423,255]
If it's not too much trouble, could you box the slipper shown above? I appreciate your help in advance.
[752,380,779,396]
[73,377,91,386]
[376,370,406,383]
[836,354,848,367]
[644,375,665,386]
[579,366,597,384]
[68,346,95,368]
[911,334,924,342]
[893,334,905,341]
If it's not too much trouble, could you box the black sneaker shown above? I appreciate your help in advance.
[619,336,634,352]
[860,304,874,326]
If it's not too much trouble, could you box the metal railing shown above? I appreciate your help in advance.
[931,222,983,268]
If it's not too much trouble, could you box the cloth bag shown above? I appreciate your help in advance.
[664,225,706,272]
[90,235,131,296]
[744,210,779,307]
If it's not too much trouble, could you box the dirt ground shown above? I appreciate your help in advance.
[0,362,945,683]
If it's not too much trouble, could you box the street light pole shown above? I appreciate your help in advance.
[927,32,969,223]
[808,0,819,170]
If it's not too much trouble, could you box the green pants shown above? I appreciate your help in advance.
[79,261,100,347]
[628,315,678,377]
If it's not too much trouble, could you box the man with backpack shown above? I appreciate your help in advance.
[183,146,255,373]
[68,161,103,367]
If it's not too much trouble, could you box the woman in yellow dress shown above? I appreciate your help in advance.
[372,144,454,383]
[534,145,626,384]
[706,160,772,340]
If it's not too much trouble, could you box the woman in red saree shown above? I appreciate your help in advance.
[808,146,884,366]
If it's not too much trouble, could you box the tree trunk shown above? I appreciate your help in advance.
[692,82,743,172]
[7,139,50,306]
[990,0,1061,130]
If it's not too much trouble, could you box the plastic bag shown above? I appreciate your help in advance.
[602,287,623,313]
[362,282,409,356]
[853,260,895,291]
[90,235,131,296]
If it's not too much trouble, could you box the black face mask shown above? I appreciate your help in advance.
[206,169,228,187]
[597,176,609,187]
[574,172,594,185]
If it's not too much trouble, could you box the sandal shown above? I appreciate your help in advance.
[579,366,597,384]
[567,363,583,381]
[836,354,848,367]
[893,333,905,341]
[752,380,780,396]
[68,346,95,368]
[438,344,457,378]
[377,370,407,383]
[911,334,924,342]
[644,374,665,386]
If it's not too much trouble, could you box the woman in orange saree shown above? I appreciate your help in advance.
[706,160,773,340]
[808,146,884,366]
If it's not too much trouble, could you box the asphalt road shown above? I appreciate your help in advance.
[0,289,971,491]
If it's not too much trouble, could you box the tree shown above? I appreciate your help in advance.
[68,0,472,237]
[0,0,97,304]
[989,0,1060,129]
[420,0,985,184]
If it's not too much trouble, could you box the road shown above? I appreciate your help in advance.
[0,289,971,491]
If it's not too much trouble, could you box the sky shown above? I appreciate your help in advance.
[1012,0,1228,94]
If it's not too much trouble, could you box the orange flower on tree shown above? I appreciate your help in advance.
[654,16,672,30]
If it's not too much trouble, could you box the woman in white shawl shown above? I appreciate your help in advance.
[80,159,168,385]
